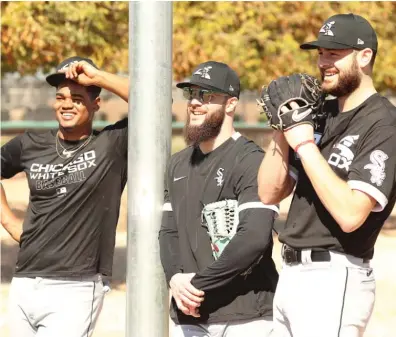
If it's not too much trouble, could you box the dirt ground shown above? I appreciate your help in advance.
[1,175,395,337]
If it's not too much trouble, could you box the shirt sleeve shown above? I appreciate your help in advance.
[191,149,279,291]
[1,134,24,179]
[101,118,128,159]
[348,126,396,212]
[158,159,183,284]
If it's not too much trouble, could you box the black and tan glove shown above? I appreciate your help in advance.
[257,73,324,131]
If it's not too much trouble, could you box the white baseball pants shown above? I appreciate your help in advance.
[273,250,375,337]
[8,274,108,337]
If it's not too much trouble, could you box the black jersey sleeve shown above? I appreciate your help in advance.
[1,134,24,179]
[348,126,396,212]
[191,149,278,291]
[101,118,128,158]
[159,160,183,284]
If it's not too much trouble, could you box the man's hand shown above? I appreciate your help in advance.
[170,273,205,317]
[257,73,323,131]
[283,102,315,151]
[59,61,101,86]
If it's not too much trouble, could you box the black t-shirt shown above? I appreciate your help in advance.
[281,94,396,259]
[159,133,279,324]
[1,118,128,277]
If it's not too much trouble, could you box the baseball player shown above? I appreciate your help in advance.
[1,56,129,337]
[257,14,396,337]
[159,61,279,337]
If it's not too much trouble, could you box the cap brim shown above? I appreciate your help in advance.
[176,81,232,96]
[46,73,102,95]
[46,73,67,87]
[300,40,353,50]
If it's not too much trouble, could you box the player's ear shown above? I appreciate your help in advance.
[225,97,238,114]
[92,96,101,112]
[357,48,373,69]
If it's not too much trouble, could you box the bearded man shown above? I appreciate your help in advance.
[258,13,396,337]
[159,61,279,337]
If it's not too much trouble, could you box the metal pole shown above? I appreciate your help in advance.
[127,2,172,337]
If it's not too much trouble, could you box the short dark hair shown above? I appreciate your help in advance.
[86,86,101,100]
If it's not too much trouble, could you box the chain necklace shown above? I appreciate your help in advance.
[55,131,93,159]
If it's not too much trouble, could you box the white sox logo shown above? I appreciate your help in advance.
[60,60,79,71]
[29,150,97,191]
[319,21,336,36]
[215,168,224,187]
[193,66,212,79]
[328,135,359,171]
[364,150,388,187]
[62,148,79,158]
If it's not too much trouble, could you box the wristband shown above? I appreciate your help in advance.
[294,140,315,153]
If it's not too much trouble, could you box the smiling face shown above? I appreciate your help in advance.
[183,86,231,145]
[54,80,100,136]
[318,48,362,98]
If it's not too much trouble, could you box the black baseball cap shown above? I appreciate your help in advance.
[176,61,240,98]
[300,13,378,51]
[46,56,101,94]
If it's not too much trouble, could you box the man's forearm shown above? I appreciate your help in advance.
[298,143,375,232]
[1,184,22,242]
[258,131,294,204]
[96,71,129,102]
[2,220,22,242]
[159,211,183,284]
[191,209,275,291]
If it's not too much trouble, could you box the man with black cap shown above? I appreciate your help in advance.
[159,61,279,337]
[258,13,396,337]
[1,56,129,337]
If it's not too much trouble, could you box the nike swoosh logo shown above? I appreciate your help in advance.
[173,176,187,182]
[292,108,312,122]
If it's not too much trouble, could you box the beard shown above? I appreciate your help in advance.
[321,56,362,97]
[184,107,225,146]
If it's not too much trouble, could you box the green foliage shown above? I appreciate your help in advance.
[1,2,395,92]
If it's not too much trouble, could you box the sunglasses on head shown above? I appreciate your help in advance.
[182,87,228,103]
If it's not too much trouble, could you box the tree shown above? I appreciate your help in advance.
[173,2,396,92]
[2,1,395,92]
[1,1,128,74]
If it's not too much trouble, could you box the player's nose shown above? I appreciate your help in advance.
[61,99,74,109]
[189,98,202,107]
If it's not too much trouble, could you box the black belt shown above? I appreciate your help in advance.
[282,245,331,265]
[21,275,100,281]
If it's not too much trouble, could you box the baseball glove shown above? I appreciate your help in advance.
[201,199,261,277]
[257,73,324,131]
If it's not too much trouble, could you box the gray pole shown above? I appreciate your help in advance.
[127,2,172,337]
